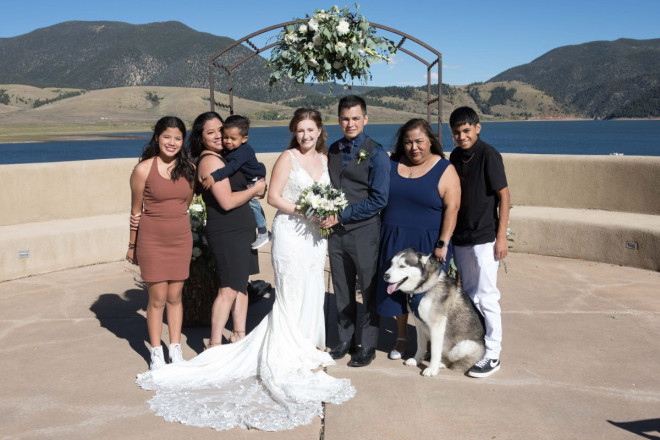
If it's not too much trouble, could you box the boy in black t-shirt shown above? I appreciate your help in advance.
[449,106,510,378]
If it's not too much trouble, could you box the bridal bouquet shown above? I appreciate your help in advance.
[297,183,348,237]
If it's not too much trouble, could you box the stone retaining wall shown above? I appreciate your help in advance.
[1,153,658,281]
[505,154,660,271]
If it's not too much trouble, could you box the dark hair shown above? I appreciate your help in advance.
[188,111,223,158]
[288,108,327,154]
[392,118,444,160]
[337,95,367,116]
[139,116,194,183]
[223,114,250,137]
[449,106,480,128]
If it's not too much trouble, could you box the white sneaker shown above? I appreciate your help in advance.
[388,337,407,360]
[169,343,184,363]
[150,346,166,370]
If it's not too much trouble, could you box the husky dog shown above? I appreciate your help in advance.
[384,248,485,377]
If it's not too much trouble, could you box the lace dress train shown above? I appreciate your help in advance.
[136,150,355,431]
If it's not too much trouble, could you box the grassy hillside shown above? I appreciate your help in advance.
[450,81,578,120]
[0,85,433,141]
[0,85,292,142]
[0,82,579,143]
[286,81,577,120]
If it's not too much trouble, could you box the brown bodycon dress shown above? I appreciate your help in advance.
[136,158,193,282]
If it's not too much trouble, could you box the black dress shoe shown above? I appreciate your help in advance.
[348,347,376,367]
[329,341,353,359]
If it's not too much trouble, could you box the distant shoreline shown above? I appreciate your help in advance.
[3,120,659,162]
[2,117,659,144]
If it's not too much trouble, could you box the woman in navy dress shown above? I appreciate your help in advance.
[375,118,461,360]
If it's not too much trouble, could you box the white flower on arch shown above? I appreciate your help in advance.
[336,20,350,35]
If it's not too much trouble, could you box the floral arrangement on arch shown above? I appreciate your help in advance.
[188,195,215,274]
[267,5,397,87]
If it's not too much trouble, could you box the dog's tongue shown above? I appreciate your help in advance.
[387,281,402,295]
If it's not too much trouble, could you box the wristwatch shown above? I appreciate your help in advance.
[435,239,448,249]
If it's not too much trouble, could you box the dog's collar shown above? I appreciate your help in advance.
[407,292,426,322]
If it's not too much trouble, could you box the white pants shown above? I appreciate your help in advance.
[453,241,502,359]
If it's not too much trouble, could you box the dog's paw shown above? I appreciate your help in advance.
[422,366,440,377]
[404,358,418,367]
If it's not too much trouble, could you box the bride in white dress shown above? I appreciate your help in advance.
[136,108,355,431]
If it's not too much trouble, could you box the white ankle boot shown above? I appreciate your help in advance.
[169,343,184,363]
[150,345,166,370]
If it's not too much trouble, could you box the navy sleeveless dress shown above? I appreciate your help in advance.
[376,157,453,317]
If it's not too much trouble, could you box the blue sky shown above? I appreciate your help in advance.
[2,0,659,86]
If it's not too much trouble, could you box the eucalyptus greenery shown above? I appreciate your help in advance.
[267,5,397,89]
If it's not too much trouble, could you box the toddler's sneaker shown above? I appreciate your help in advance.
[150,346,166,370]
[169,343,184,363]
[467,357,500,378]
[251,231,271,249]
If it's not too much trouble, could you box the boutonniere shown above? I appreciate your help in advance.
[357,149,370,164]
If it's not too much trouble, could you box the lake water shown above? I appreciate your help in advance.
[1,120,659,165]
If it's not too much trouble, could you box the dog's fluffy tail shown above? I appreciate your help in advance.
[447,340,485,371]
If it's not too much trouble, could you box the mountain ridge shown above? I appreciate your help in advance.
[0,21,658,119]
[489,38,660,118]
[0,20,304,102]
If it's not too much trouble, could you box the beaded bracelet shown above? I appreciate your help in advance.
[130,213,140,231]
[127,242,136,249]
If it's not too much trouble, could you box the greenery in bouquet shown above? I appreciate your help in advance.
[297,183,348,237]
[188,195,215,274]
[267,4,397,89]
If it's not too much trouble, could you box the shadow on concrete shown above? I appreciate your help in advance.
[89,285,150,367]
[179,326,208,355]
[179,279,276,353]
[183,282,278,355]
[243,287,275,332]
[89,278,281,360]
[323,290,418,357]
[608,419,660,439]
[89,280,420,366]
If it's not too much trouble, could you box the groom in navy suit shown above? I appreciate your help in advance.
[321,95,390,367]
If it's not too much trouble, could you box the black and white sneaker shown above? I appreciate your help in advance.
[468,357,500,378]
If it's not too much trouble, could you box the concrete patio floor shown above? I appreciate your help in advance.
[1,251,659,440]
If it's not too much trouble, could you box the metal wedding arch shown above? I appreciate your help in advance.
[208,20,443,137]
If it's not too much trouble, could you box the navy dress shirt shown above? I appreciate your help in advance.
[337,132,391,224]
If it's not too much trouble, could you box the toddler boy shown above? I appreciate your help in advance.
[202,115,270,249]
[448,106,510,378]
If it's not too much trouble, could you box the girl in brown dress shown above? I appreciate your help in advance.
[126,116,195,370]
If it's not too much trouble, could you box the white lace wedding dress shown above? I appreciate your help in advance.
[136,150,355,431]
